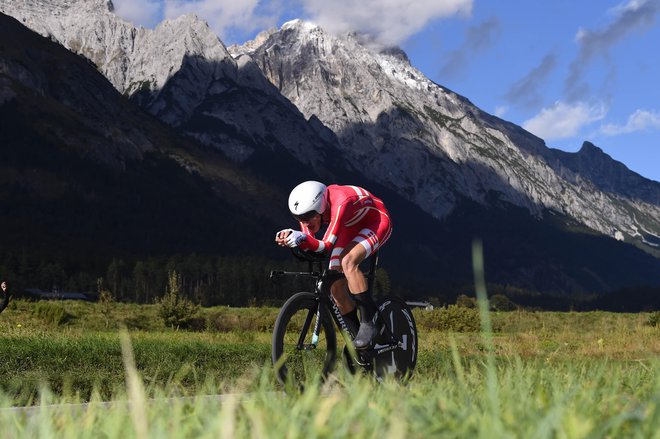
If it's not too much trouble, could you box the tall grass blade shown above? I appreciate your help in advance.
[449,335,466,390]
[472,238,501,434]
[119,328,149,438]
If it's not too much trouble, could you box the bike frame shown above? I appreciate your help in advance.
[270,251,403,362]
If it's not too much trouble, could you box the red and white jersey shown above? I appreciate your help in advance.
[298,185,392,262]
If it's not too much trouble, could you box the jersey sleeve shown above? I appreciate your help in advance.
[298,204,345,253]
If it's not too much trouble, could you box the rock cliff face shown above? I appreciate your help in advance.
[0,0,343,174]
[235,20,660,251]
[0,5,155,168]
[0,11,292,259]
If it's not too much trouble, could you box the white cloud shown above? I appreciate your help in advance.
[111,0,472,45]
[574,27,588,43]
[522,101,607,140]
[600,109,660,135]
[566,0,660,101]
[113,0,162,28]
[504,53,557,109]
[440,16,500,78]
[163,0,276,40]
[608,0,649,16]
[112,0,283,42]
[495,106,509,118]
[301,0,473,46]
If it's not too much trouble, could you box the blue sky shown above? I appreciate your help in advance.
[113,0,660,182]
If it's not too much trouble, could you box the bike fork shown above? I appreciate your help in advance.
[297,302,322,350]
[311,305,322,345]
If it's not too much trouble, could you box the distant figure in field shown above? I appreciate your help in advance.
[0,281,9,314]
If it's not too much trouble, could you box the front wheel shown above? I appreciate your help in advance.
[372,296,418,380]
[272,292,337,388]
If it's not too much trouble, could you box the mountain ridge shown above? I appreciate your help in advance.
[0,11,294,257]
[2,6,660,297]
[235,19,660,251]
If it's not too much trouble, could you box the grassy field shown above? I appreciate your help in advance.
[1,299,659,438]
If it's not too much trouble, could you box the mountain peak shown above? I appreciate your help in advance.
[1,0,234,96]
[153,12,229,59]
[579,141,605,156]
[281,19,319,33]
[160,12,207,29]
[378,46,410,64]
[229,27,277,56]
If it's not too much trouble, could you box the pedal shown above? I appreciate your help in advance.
[353,355,370,367]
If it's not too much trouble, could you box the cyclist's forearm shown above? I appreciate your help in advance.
[299,236,328,253]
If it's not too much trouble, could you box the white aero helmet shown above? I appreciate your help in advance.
[288,181,328,221]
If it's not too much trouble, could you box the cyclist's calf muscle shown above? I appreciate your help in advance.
[329,278,355,315]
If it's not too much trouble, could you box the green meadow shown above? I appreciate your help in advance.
[1,299,659,438]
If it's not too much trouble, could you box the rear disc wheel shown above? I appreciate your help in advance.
[372,297,418,381]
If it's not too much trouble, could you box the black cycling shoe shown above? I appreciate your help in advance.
[354,321,378,350]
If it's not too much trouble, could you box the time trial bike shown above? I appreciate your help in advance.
[270,249,417,388]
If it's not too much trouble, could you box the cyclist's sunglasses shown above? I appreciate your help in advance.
[293,210,320,222]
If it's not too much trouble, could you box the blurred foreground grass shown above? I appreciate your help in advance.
[1,343,658,438]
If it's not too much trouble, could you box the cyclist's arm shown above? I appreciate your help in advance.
[298,204,345,253]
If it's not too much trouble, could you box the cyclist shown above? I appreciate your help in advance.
[1,281,9,314]
[275,181,392,349]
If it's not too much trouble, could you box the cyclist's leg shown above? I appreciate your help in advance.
[327,245,365,340]
[328,277,353,314]
[330,239,369,300]
[336,242,378,348]
[340,241,368,294]
[341,215,392,348]
[328,277,359,336]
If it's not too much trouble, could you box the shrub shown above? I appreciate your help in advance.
[490,294,517,311]
[97,280,114,329]
[647,311,660,327]
[456,294,476,308]
[157,271,199,329]
[32,301,74,326]
[206,311,240,332]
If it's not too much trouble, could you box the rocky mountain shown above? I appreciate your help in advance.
[5,0,659,249]
[2,3,660,297]
[0,0,347,177]
[0,10,444,294]
[236,20,660,253]
[0,11,293,263]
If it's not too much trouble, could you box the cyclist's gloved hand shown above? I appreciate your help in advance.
[285,230,307,247]
[276,229,294,240]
